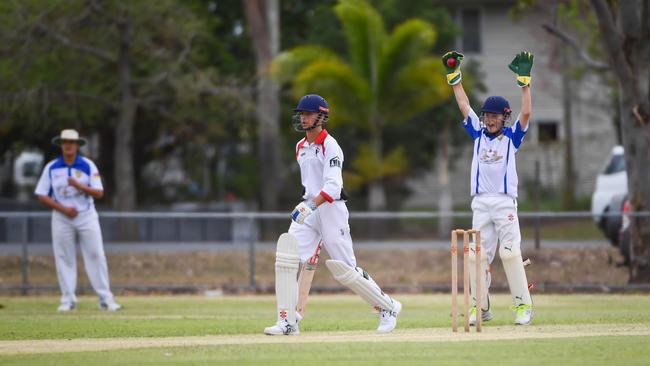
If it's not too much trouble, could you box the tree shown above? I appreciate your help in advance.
[0,0,212,212]
[271,0,450,210]
[243,0,283,211]
[589,0,650,282]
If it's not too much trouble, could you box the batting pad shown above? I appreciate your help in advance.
[469,240,490,309]
[499,244,532,306]
[275,233,300,324]
[325,260,394,311]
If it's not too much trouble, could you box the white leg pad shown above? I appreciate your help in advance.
[468,240,490,310]
[499,243,531,305]
[325,260,395,311]
[275,233,300,324]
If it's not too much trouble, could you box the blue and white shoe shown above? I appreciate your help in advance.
[377,300,402,333]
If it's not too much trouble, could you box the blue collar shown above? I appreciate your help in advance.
[483,128,505,140]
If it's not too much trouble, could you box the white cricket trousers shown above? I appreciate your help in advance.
[289,201,357,267]
[471,193,521,264]
[51,209,114,305]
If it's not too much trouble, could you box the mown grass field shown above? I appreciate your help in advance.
[1,294,649,365]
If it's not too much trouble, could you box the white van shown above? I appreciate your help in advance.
[590,146,627,230]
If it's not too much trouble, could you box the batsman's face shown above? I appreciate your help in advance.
[300,111,318,129]
[483,113,505,134]
[61,140,79,156]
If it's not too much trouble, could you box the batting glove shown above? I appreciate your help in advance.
[291,200,318,224]
[508,51,533,87]
[442,51,464,85]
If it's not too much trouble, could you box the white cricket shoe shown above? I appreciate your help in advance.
[513,304,533,325]
[469,306,493,326]
[57,302,76,312]
[264,319,299,336]
[99,301,122,311]
[377,299,402,333]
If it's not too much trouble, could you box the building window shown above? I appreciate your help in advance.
[538,120,559,143]
[460,8,481,53]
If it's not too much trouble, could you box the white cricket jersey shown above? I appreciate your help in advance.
[295,129,345,203]
[463,109,528,199]
[34,154,104,212]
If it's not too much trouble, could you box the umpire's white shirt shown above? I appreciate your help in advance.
[34,154,104,211]
[464,109,528,199]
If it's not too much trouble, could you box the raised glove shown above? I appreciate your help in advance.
[508,51,533,87]
[442,51,464,85]
[291,200,318,224]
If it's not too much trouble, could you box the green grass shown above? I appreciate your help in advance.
[1,294,649,365]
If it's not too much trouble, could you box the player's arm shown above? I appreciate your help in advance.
[67,178,104,199]
[36,195,77,217]
[508,51,534,129]
[519,85,531,129]
[442,51,470,119]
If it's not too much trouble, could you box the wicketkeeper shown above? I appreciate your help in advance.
[443,51,534,325]
[264,94,402,335]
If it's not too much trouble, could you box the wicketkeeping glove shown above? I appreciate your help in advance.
[291,200,318,224]
[442,51,464,85]
[508,51,533,87]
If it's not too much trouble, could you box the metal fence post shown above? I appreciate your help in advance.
[21,215,29,296]
[248,216,256,290]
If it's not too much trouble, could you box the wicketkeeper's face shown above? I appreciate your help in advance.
[482,113,505,134]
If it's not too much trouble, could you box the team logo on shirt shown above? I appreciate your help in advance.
[329,156,341,168]
[479,148,503,164]
[75,170,82,178]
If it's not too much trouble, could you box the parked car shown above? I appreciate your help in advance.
[591,145,627,237]
[619,197,632,265]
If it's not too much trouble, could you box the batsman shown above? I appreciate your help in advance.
[442,50,534,325]
[264,94,402,336]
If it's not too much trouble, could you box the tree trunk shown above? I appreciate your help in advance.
[562,48,576,209]
[367,126,386,211]
[244,0,282,211]
[591,0,650,282]
[114,21,137,240]
[114,21,136,213]
[437,123,452,237]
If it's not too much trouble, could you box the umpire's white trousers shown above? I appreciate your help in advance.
[52,209,114,305]
[289,201,357,267]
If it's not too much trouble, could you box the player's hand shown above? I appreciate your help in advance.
[291,200,317,224]
[441,51,464,85]
[67,177,82,189]
[508,51,533,87]
[62,206,78,218]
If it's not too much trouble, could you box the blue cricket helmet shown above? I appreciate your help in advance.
[481,96,511,116]
[292,94,330,131]
[294,94,330,113]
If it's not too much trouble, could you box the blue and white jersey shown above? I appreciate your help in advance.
[35,154,103,212]
[463,108,528,199]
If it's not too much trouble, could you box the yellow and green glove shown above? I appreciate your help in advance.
[508,51,533,87]
[442,51,464,86]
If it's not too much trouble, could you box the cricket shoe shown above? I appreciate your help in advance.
[469,306,493,326]
[377,299,402,333]
[513,304,533,325]
[99,301,122,311]
[264,319,300,336]
[57,302,76,312]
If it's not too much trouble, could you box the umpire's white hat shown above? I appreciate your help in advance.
[52,129,87,147]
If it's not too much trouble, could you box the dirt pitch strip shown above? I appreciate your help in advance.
[1,323,649,355]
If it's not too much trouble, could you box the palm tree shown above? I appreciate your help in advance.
[271,0,450,210]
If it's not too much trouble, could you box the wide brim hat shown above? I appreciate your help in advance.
[52,129,87,147]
